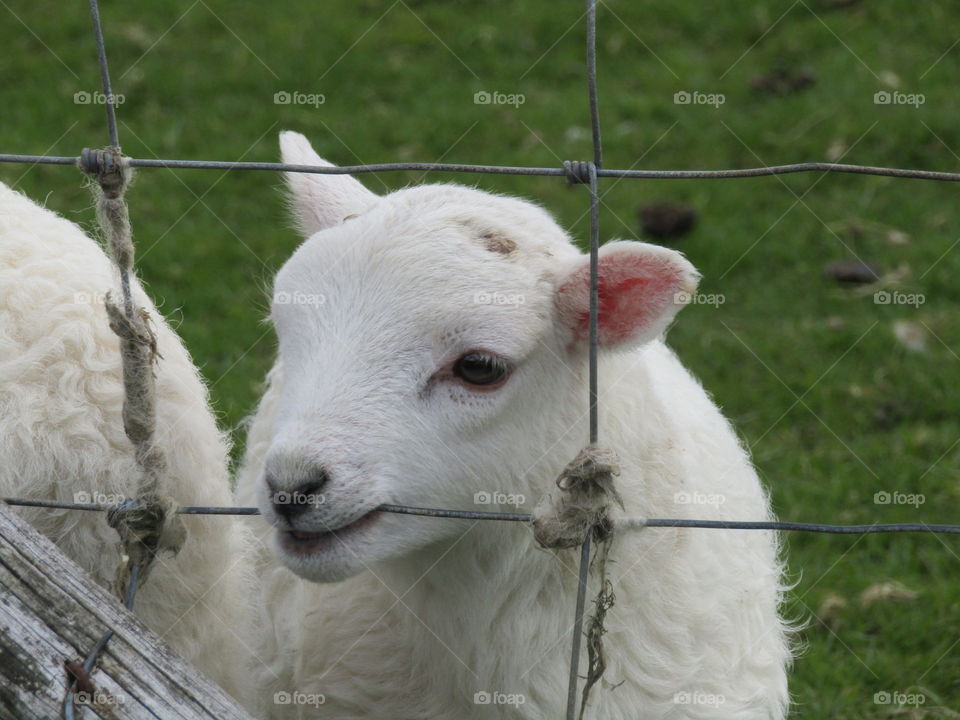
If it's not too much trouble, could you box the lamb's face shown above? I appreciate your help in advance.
[258,132,699,582]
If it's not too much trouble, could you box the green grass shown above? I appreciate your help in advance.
[2,1,959,716]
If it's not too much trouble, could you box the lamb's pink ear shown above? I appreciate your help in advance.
[555,241,700,350]
[280,131,379,238]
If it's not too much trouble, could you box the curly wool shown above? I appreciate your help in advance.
[0,182,256,708]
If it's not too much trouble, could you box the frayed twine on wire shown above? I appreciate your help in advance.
[532,444,622,550]
[532,444,624,718]
[80,147,177,601]
[578,544,623,720]
[103,299,164,485]
[106,495,185,596]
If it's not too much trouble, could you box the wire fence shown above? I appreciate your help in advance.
[7,496,960,534]
[2,1,960,719]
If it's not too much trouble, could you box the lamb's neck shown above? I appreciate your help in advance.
[375,519,585,692]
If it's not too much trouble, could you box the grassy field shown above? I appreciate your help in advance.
[2,1,959,716]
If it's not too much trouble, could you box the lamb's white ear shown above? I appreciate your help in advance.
[280,131,379,238]
[555,240,700,351]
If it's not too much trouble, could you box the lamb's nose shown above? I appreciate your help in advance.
[267,467,329,520]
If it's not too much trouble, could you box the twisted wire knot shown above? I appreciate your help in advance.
[106,495,185,593]
[532,444,622,549]
[79,147,127,199]
[563,160,595,185]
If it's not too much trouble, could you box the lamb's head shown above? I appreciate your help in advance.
[259,131,700,582]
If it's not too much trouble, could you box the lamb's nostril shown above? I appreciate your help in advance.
[270,467,330,520]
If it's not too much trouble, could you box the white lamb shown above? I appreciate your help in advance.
[0,128,792,718]
[235,132,793,719]
[0,180,254,707]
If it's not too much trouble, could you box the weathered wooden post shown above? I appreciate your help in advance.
[0,505,257,720]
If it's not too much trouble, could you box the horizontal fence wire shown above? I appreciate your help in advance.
[5,153,960,181]
[5,497,960,534]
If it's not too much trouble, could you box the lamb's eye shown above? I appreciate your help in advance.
[453,353,510,387]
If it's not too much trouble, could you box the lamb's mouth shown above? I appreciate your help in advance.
[279,510,381,555]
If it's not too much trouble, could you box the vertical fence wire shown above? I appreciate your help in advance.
[585,0,602,171]
[63,564,141,720]
[63,3,142,718]
[86,0,119,148]
[566,536,593,720]
[86,0,135,320]
[566,2,603,718]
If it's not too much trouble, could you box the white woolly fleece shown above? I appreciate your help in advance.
[0,181,256,707]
